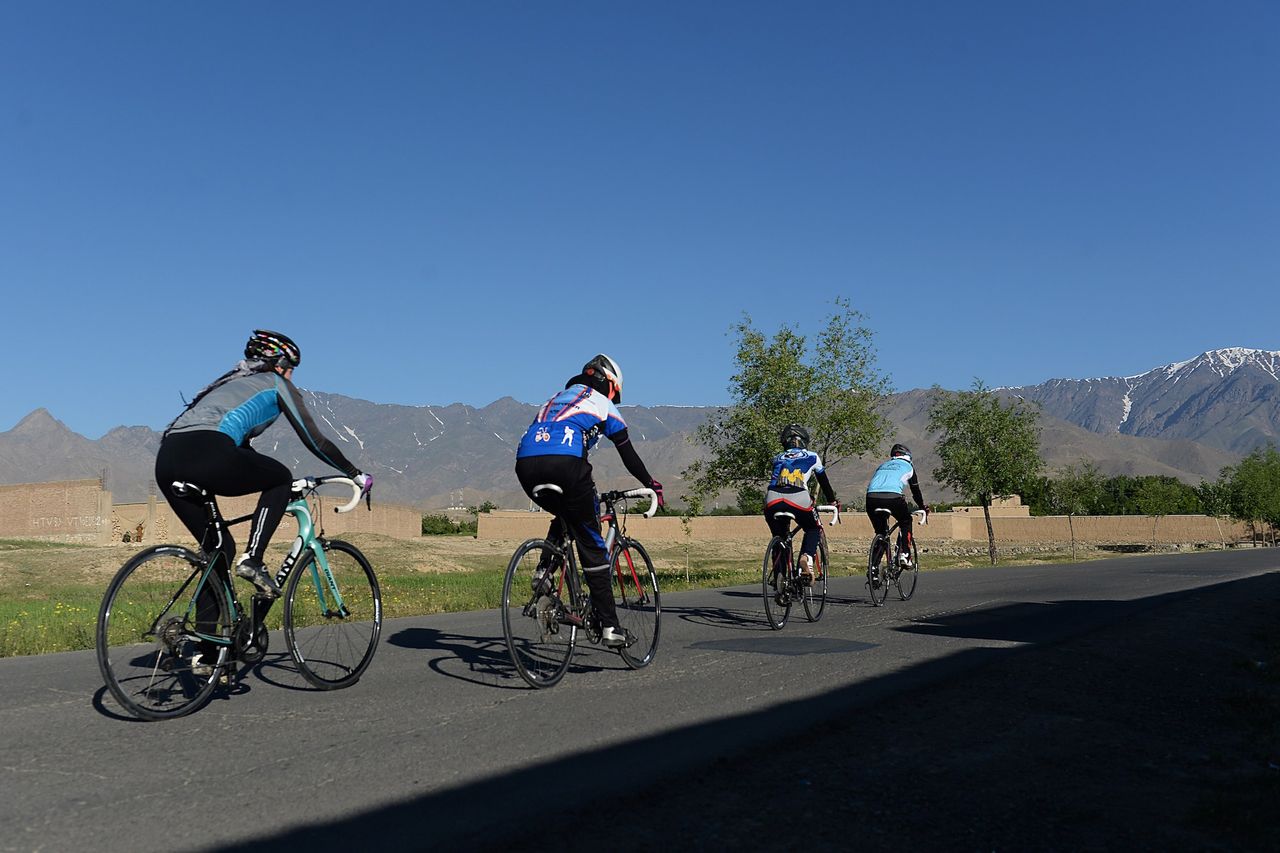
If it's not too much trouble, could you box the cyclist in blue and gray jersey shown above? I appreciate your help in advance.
[865,443,928,567]
[155,330,371,598]
[764,424,838,584]
[514,354,663,648]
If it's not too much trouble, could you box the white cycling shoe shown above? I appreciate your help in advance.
[601,626,636,648]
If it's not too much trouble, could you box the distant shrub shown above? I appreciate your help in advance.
[422,514,464,535]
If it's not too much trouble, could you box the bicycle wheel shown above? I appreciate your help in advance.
[96,545,230,720]
[762,537,792,630]
[612,539,660,669]
[803,531,829,622]
[283,539,382,690]
[896,536,920,601]
[502,539,575,688]
[867,536,890,607]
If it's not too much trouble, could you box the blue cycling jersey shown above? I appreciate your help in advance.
[516,384,627,460]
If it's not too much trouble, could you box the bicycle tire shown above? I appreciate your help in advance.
[96,545,229,720]
[762,536,792,630]
[283,539,382,690]
[896,536,920,601]
[803,530,829,622]
[612,539,660,669]
[867,536,890,607]
[502,538,575,688]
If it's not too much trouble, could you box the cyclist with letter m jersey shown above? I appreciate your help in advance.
[764,424,837,584]
[515,354,663,649]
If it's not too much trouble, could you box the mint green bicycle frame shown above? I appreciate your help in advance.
[173,486,351,650]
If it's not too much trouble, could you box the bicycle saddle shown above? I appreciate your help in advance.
[170,481,209,498]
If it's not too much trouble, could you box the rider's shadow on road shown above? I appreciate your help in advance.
[385,627,615,690]
[673,587,867,631]
[667,590,772,631]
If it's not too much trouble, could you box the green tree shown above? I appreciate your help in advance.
[928,380,1042,565]
[683,299,888,511]
[1094,474,1200,517]
[1020,474,1055,516]
[1133,475,1194,548]
[1097,474,1140,515]
[422,513,461,535]
[1049,460,1104,561]
[1196,475,1232,547]
[1224,445,1280,546]
[736,485,765,515]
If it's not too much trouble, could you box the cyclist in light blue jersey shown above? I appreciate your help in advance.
[865,443,928,567]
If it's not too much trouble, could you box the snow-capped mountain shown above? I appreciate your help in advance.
[1005,348,1280,454]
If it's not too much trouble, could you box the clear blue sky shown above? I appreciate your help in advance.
[3,1,1276,438]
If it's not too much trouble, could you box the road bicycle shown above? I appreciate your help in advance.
[96,476,381,720]
[501,487,659,688]
[763,504,839,630]
[866,508,927,606]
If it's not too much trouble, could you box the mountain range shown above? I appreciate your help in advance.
[1,348,1272,508]
[1004,347,1280,455]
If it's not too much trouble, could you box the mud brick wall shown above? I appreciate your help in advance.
[0,480,113,544]
[112,493,422,546]
[478,511,1252,546]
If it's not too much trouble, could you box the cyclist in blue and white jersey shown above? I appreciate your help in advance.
[764,424,838,584]
[155,330,372,598]
[514,354,663,648]
[865,443,928,568]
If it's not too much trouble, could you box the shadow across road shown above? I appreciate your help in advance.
[221,572,1280,852]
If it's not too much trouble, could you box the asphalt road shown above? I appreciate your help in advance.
[1,547,1276,852]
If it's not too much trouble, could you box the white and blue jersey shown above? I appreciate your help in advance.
[765,449,827,511]
[516,384,628,460]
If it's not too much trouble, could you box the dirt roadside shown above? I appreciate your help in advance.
[531,571,1280,852]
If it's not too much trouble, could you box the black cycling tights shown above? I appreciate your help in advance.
[155,430,293,566]
[515,454,619,630]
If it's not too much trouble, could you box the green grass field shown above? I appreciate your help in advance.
[0,533,1139,658]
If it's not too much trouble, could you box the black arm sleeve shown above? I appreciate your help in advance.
[277,379,361,478]
[815,470,837,505]
[908,471,926,509]
[609,429,655,486]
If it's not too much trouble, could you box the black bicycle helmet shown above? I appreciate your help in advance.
[890,443,912,460]
[245,329,301,368]
[780,424,809,449]
[582,353,624,403]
